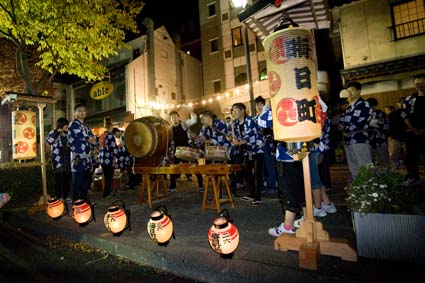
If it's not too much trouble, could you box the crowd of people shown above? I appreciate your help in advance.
[43,74,425,237]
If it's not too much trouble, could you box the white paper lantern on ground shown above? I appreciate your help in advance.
[104,200,130,235]
[208,209,239,255]
[147,206,174,244]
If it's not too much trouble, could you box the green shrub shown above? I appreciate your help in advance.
[0,162,54,206]
[345,164,413,214]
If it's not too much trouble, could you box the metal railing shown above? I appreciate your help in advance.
[391,17,425,40]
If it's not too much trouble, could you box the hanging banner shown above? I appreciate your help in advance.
[263,27,323,142]
[12,110,37,159]
[90,81,114,100]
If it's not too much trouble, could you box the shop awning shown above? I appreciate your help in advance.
[238,0,331,40]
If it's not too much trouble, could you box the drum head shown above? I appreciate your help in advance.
[125,119,154,158]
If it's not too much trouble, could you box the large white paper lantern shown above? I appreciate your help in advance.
[263,27,323,142]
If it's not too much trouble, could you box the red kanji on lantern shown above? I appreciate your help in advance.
[269,36,288,65]
[268,71,281,97]
[276,98,298,126]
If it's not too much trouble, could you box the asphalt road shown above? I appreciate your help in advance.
[0,223,197,283]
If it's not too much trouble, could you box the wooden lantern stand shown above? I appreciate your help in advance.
[1,92,57,214]
[274,151,358,270]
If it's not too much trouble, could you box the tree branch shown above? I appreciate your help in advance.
[0,2,13,21]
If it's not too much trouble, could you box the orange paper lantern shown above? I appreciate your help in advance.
[263,27,323,142]
[208,209,239,255]
[147,206,174,244]
[46,198,65,219]
[72,199,95,225]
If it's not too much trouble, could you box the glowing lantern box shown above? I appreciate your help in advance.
[104,200,131,236]
[263,27,323,142]
[12,110,37,159]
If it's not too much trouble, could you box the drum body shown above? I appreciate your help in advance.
[124,117,172,163]
[205,146,228,162]
[175,146,200,162]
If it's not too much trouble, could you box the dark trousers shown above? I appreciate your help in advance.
[230,152,244,192]
[318,151,331,189]
[102,165,114,197]
[71,169,91,201]
[243,156,256,200]
[126,158,136,188]
[54,171,71,199]
[169,157,203,189]
[406,135,425,180]
[263,141,277,190]
[277,161,305,214]
[253,153,264,201]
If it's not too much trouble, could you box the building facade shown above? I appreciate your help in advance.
[333,0,425,107]
[198,0,331,115]
[66,25,202,129]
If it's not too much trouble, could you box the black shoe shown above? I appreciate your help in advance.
[251,200,261,206]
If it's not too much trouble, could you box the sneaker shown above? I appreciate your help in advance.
[240,196,254,201]
[294,216,304,228]
[268,223,295,237]
[199,187,205,193]
[322,202,337,214]
[313,207,327,217]
[251,200,261,206]
[402,178,421,187]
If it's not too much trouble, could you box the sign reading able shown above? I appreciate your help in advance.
[90,81,114,100]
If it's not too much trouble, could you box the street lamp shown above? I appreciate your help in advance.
[230,0,256,116]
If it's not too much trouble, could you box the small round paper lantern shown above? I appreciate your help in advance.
[104,200,130,235]
[147,206,173,244]
[263,27,323,142]
[46,197,65,219]
[208,209,239,255]
[72,199,93,225]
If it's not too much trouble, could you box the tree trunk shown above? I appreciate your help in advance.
[15,44,35,94]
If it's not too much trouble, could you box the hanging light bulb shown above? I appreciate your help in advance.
[216,95,221,101]
[72,199,95,226]
[208,98,213,103]
[147,205,174,245]
[202,100,206,105]
[225,92,230,97]
[46,197,65,219]
[208,209,239,256]
[104,200,131,236]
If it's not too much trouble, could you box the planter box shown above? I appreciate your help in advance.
[353,211,425,263]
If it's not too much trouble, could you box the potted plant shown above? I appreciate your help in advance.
[345,164,425,263]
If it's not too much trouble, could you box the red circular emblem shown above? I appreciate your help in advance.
[276,98,298,126]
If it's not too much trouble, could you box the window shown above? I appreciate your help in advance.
[222,12,229,21]
[161,49,168,59]
[224,49,232,59]
[234,65,247,86]
[391,0,425,40]
[231,27,243,47]
[213,80,221,93]
[207,2,216,17]
[171,92,176,100]
[210,38,219,53]
[259,61,267,80]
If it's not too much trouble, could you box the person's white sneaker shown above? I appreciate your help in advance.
[268,223,295,237]
[294,216,304,228]
[322,202,337,214]
[313,207,327,217]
